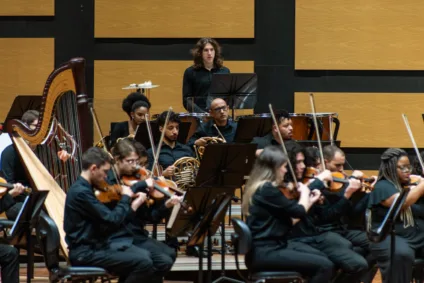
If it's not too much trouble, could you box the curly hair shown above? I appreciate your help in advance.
[122,92,151,117]
[191,38,223,69]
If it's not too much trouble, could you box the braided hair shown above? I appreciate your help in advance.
[378,148,414,227]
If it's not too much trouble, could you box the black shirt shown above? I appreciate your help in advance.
[1,144,29,187]
[247,182,307,247]
[105,170,171,238]
[368,179,424,241]
[64,176,133,250]
[182,65,230,112]
[289,181,352,238]
[187,119,238,148]
[147,142,194,170]
[109,121,130,148]
[251,133,299,152]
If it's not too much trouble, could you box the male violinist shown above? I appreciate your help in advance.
[284,144,370,283]
[147,111,194,178]
[251,110,298,156]
[187,98,237,148]
[320,145,377,283]
[65,146,181,283]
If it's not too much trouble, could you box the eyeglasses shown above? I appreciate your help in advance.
[124,158,140,165]
[397,165,412,173]
[211,106,228,113]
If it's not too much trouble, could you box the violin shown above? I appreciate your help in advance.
[0,177,32,198]
[279,182,300,200]
[328,172,350,192]
[302,167,320,184]
[402,175,421,189]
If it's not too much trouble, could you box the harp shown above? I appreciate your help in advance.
[7,57,91,258]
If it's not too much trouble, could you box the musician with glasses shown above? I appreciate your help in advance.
[110,92,151,148]
[368,148,424,283]
[187,98,237,148]
[182,38,230,113]
[147,111,194,178]
[1,110,39,220]
[65,146,180,283]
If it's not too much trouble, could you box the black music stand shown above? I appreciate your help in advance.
[366,187,409,278]
[209,73,257,118]
[4,95,42,125]
[233,116,272,143]
[134,120,191,150]
[5,191,49,283]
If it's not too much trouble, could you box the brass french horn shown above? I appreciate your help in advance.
[172,156,200,191]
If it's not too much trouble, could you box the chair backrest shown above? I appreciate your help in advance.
[36,213,61,271]
[231,218,252,254]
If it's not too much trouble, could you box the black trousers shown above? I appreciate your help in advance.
[291,231,368,283]
[6,202,23,221]
[334,229,376,283]
[370,234,420,283]
[70,237,176,283]
[0,244,19,283]
[247,241,334,283]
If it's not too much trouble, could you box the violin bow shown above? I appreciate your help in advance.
[309,93,326,171]
[269,104,298,186]
[145,113,161,175]
[150,107,172,177]
[90,106,122,187]
[402,114,424,173]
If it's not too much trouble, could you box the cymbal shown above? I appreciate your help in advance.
[122,81,160,90]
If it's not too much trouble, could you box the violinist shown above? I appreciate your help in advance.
[65,146,178,283]
[110,92,151,147]
[242,146,334,283]
[147,111,194,178]
[251,110,298,156]
[187,98,237,148]
[368,148,424,283]
[286,144,368,283]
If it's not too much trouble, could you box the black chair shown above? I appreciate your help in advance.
[36,213,111,283]
[231,218,304,283]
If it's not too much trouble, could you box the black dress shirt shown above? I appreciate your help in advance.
[147,142,194,170]
[182,65,230,112]
[251,133,299,152]
[187,119,237,148]
[109,121,130,148]
[64,176,133,250]
[247,182,307,247]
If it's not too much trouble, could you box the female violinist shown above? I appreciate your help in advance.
[242,146,334,283]
[368,148,424,283]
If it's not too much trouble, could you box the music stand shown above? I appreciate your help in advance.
[233,116,272,143]
[6,191,49,283]
[209,73,257,118]
[134,120,191,150]
[4,95,42,125]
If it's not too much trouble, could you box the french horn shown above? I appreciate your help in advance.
[172,156,200,191]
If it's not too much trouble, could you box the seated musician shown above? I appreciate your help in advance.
[183,38,230,113]
[251,110,298,156]
[187,98,237,148]
[368,148,424,283]
[1,110,39,220]
[110,92,151,147]
[147,111,194,178]
[242,145,334,283]
[65,146,180,283]
[285,144,369,282]
[0,192,20,283]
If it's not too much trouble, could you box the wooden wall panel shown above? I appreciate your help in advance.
[95,0,254,38]
[94,60,254,141]
[295,0,424,70]
[295,92,424,148]
[0,0,54,16]
[0,38,54,122]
